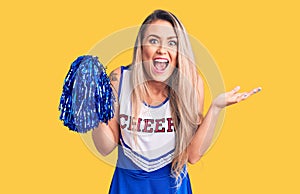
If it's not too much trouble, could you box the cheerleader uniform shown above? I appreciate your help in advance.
[109,66,192,194]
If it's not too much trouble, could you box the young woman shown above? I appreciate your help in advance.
[92,9,261,194]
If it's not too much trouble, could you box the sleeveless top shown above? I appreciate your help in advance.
[118,66,175,172]
[109,66,192,194]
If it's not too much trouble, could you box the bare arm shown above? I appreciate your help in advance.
[188,85,262,164]
[92,67,121,156]
[187,103,221,164]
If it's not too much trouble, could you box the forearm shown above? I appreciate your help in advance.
[92,120,119,156]
[188,104,222,164]
[92,67,121,156]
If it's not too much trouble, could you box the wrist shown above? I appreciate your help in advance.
[211,103,222,114]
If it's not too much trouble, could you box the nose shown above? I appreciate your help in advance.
[156,45,167,54]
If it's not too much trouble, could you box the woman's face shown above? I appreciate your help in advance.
[142,19,178,83]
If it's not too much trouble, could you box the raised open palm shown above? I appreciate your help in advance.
[213,86,262,109]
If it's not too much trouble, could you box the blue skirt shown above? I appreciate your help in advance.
[109,147,192,194]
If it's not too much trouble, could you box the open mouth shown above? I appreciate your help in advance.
[153,58,169,72]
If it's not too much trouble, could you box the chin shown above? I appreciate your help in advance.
[150,73,172,83]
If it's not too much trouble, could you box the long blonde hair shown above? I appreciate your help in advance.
[131,9,203,183]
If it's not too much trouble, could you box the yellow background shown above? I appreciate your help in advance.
[1,0,299,193]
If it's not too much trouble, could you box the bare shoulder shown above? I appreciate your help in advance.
[109,67,121,82]
[196,73,205,112]
[197,73,204,92]
[109,67,122,91]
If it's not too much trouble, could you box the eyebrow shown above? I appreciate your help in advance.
[146,34,177,39]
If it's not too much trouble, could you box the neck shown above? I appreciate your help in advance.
[148,80,168,94]
[144,80,169,105]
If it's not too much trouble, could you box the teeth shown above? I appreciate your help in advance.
[154,59,169,63]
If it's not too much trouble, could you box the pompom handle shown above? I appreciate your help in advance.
[59,55,115,133]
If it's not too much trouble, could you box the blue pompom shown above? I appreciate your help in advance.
[59,55,115,133]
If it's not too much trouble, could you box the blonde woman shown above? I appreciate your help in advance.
[92,9,261,194]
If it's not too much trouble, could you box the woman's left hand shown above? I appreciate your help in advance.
[212,86,262,109]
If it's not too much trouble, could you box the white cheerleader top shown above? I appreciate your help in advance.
[118,66,175,172]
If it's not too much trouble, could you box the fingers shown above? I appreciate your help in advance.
[254,87,262,93]
[241,87,262,100]
[246,87,262,97]
[241,93,249,100]
[231,86,241,94]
